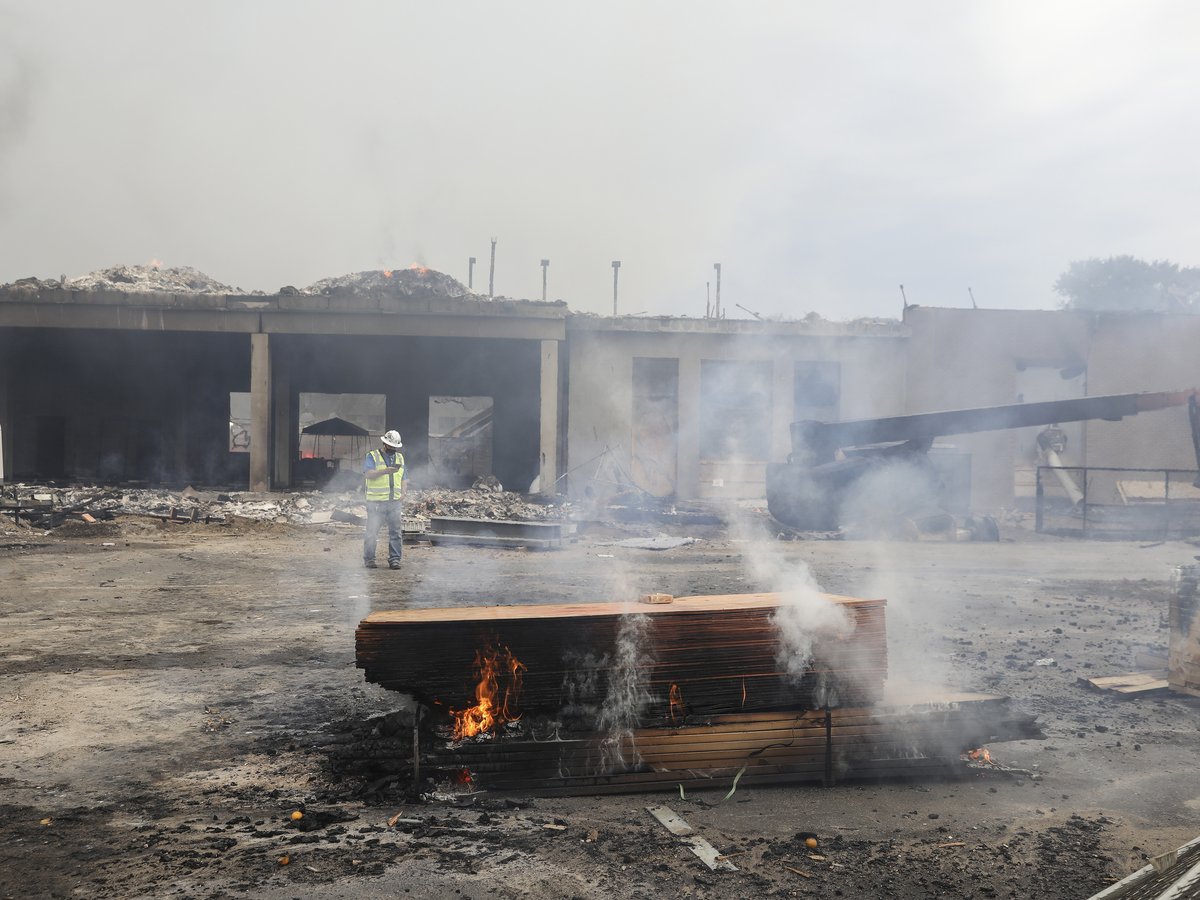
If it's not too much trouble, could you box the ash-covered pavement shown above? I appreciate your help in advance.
[1,513,1198,899]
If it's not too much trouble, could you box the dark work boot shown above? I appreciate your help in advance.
[364,560,378,569]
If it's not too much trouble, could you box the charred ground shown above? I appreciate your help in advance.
[1,511,1198,899]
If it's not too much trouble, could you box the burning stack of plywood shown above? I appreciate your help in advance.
[355,592,1039,794]
[356,592,888,725]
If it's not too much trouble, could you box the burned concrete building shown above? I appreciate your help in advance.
[0,267,564,497]
[1,265,1198,525]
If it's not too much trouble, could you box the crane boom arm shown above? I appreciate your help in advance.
[795,389,1197,462]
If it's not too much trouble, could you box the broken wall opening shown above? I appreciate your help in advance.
[698,359,772,497]
[283,334,542,491]
[631,357,678,497]
[295,393,385,488]
[793,360,840,423]
[428,396,494,488]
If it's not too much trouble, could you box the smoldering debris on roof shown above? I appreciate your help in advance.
[300,267,479,300]
[63,264,247,294]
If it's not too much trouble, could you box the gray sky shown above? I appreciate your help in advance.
[2,1,1198,320]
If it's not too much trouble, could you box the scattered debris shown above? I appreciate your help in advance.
[0,482,576,531]
[1083,671,1170,695]
[646,805,738,872]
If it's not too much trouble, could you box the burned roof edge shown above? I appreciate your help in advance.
[0,285,569,320]
[566,312,908,338]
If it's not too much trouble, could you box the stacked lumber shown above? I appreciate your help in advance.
[1169,565,1200,697]
[425,693,1041,796]
[356,592,888,721]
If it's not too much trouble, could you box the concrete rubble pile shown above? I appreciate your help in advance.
[62,264,245,294]
[0,264,248,296]
[407,486,564,523]
[0,483,572,530]
[297,267,480,301]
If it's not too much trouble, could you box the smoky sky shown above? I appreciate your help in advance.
[2,1,1198,320]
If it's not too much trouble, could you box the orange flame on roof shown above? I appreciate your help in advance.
[450,645,526,740]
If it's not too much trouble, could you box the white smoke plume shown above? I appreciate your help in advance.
[734,513,854,703]
[596,611,653,772]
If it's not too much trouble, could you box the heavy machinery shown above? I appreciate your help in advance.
[765,389,1200,534]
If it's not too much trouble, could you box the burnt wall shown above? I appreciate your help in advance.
[6,328,250,485]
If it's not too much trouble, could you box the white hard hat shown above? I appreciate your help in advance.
[381,430,403,448]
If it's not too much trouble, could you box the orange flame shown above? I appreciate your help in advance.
[967,747,992,764]
[409,263,429,276]
[382,269,393,278]
[668,683,684,723]
[450,645,526,740]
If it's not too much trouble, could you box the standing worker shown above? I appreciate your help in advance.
[363,430,406,569]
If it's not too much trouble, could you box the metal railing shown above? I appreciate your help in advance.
[1035,465,1200,539]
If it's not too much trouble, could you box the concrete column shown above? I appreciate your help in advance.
[249,333,271,492]
[538,339,559,495]
[271,345,292,489]
[772,357,793,462]
[0,331,10,483]
[676,355,701,499]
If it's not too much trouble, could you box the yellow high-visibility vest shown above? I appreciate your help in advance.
[364,449,405,501]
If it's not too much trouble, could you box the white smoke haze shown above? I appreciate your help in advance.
[728,511,854,695]
[6,3,1200,318]
[596,612,653,772]
[860,540,956,701]
[838,458,946,539]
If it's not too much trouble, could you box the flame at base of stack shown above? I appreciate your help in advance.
[449,645,526,741]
